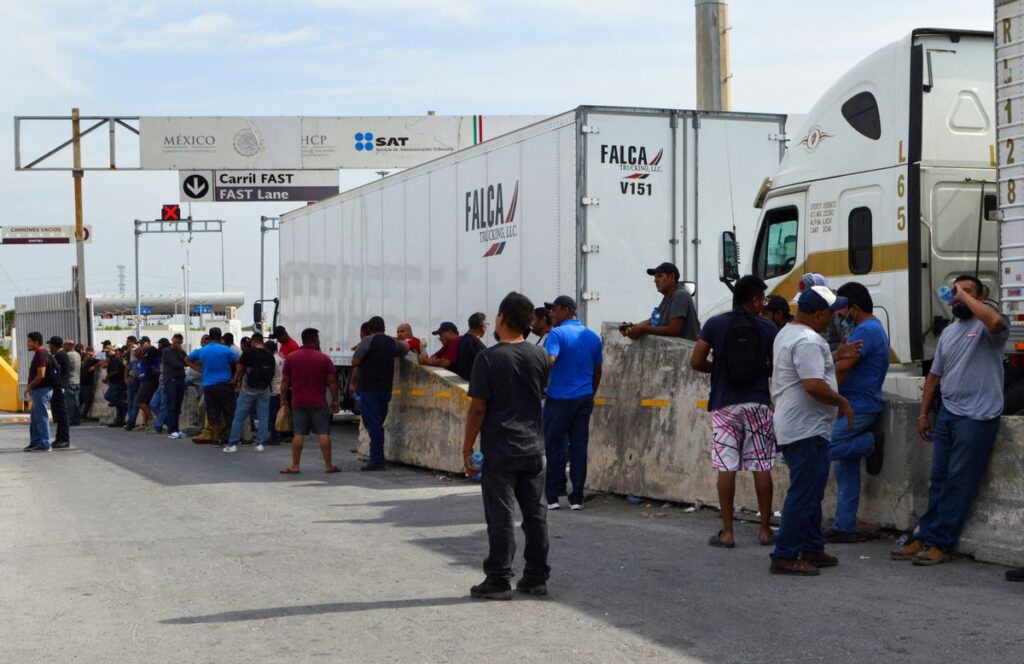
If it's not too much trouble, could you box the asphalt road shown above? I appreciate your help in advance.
[0,422,1020,663]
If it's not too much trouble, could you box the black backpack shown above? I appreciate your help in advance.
[723,312,766,387]
[45,353,61,388]
[245,349,276,390]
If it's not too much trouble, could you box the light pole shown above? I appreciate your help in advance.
[259,215,280,333]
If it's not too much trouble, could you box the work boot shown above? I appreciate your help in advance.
[515,578,548,596]
[769,559,820,576]
[1005,567,1024,582]
[800,550,839,568]
[470,578,512,600]
[890,539,924,561]
[912,546,950,566]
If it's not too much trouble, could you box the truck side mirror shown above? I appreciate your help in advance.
[253,302,263,329]
[719,231,740,283]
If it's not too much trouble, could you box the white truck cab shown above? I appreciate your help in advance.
[721,29,996,387]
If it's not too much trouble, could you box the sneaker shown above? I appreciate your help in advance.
[515,578,548,596]
[254,444,265,453]
[547,502,561,510]
[24,445,51,453]
[569,503,583,511]
[769,559,820,576]
[800,550,839,568]
[823,528,860,544]
[912,546,950,566]
[52,442,71,450]
[168,432,185,440]
[222,445,239,454]
[890,539,924,561]
[1005,567,1024,582]
[470,578,512,600]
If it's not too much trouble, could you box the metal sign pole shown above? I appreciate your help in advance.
[134,219,142,337]
[71,108,89,344]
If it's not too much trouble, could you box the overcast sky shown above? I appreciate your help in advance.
[0,0,990,316]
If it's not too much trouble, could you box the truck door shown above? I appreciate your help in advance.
[751,193,806,300]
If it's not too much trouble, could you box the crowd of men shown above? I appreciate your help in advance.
[21,261,1024,593]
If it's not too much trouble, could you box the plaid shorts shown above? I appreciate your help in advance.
[711,403,777,472]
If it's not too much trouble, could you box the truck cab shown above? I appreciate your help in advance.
[723,29,996,381]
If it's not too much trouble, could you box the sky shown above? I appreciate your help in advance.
[0,0,991,318]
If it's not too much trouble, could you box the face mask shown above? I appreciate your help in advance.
[839,310,856,335]
[951,303,973,320]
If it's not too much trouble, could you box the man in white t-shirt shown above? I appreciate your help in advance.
[769,286,855,576]
[264,339,286,444]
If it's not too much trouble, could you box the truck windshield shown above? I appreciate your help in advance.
[754,206,799,279]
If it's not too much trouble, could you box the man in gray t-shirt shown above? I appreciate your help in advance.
[624,261,700,342]
[769,286,853,576]
[894,275,1009,567]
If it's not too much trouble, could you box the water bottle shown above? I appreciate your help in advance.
[470,451,484,481]
[937,285,953,304]
[650,306,661,327]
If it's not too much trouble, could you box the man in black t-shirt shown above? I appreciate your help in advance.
[225,333,277,453]
[103,347,129,427]
[48,336,71,448]
[464,292,551,600]
[80,347,100,420]
[452,312,488,380]
[350,316,409,470]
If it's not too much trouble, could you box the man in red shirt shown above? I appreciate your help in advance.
[419,321,459,369]
[273,326,300,357]
[396,322,421,355]
[279,328,341,474]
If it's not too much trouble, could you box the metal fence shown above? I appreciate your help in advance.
[14,290,81,390]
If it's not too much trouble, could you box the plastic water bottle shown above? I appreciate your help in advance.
[470,451,484,481]
[650,306,661,326]
[937,285,953,304]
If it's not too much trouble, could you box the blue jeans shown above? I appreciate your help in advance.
[772,436,830,560]
[30,387,53,449]
[104,383,128,425]
[228,388,271,445]
[162,378,186,434]
[151,382,166,430]
[359,392,392,467]
[543,396,594,504]
[914,406,1000,552]
[127,379,141,428]
[829,411,878,533]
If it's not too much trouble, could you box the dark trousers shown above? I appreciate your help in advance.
[268,394,281,441]
[65,384,81,425]
[543,396,594,504]
[771,436,830,560]
[105,383,128,426]
[481,455,550,582]
[914,406,1000,552]
[359,392,392,467]
[51,386,71,443]
[163,378,186,434]
[80,383,95,420]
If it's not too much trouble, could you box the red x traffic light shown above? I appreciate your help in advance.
[162,204,181,221]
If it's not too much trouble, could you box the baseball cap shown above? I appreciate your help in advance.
[544,295,577,310]
[798,273,828,291]
[646,261,680,278]
[47,335,63,347]
[432,321,458,335]
[797,286,849,313]
[764,295,794,321]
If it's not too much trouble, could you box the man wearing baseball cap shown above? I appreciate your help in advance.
[762,295,794,330]
[769,285,854,576]
[623,262,700,342]
[542,295,602,510]
[419,321,460,370]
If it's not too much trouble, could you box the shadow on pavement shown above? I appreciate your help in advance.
[161,596,476,624]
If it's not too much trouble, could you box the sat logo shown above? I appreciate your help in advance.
[354,132,411,151]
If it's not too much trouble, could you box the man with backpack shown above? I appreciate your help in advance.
[224,332,276,453]
[24,332,55,452]
[691,275,778,548]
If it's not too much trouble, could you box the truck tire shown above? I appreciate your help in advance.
[1004,381,1024,416]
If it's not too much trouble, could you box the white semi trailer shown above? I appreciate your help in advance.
[277,106,787,380]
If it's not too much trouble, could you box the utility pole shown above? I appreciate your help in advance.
[71,107,90,344]
[259,215,280,333]
[695,1,732,112]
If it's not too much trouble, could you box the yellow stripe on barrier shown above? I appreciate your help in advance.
[640,399,670,408]
[392,390,402,396]
[696,399,708,410]
[411,389,426,397]
[593,397,607,405]
[435,391,451,399]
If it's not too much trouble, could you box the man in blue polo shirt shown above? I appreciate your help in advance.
[184,327,238,446]
[543,295,602,511]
